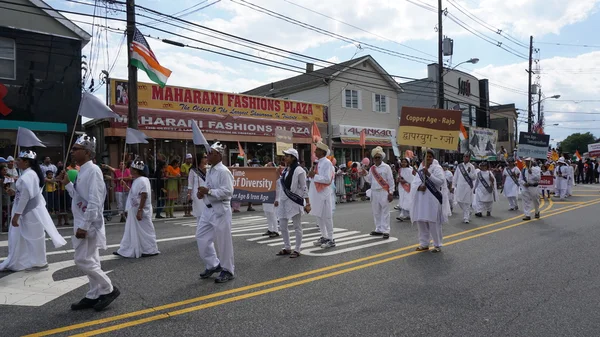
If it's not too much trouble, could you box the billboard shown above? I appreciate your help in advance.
[469,127,498,160]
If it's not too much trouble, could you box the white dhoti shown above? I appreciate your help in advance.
[280,214,302,252]
[196,207,235,274]
[263,203,278,233]
[521,187,540,217]
[73,228,113,300]
[370,190,391,234]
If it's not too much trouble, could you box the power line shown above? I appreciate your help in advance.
[535,41,600,48]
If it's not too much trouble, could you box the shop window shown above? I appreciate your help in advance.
[343,89,361,109]
[0,38,15,80]
[372,94,388,113]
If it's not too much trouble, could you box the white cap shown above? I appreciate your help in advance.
[185,153,193,159]
[6,156,14,162]
[283,148,299,160]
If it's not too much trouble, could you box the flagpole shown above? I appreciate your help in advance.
[126,0,139,145]
[63,113,80,165]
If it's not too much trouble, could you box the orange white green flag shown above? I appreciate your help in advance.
[130,28,172,87]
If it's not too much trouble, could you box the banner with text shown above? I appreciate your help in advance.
[275,128,294,156]
[587,142,600,157]
[539,175,554,191]
[469,126,498,161]
[397,107,462,150]
[517,132,550,159]
[231,167,278,203]
[110,79,326,123]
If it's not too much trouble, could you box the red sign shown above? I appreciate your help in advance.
[110,106,311,139]
[539,175,554,186]
[0,83,12,116]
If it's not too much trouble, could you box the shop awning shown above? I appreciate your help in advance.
[339,137,392,147]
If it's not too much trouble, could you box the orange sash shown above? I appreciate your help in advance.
[370,166,390,193]
[401,182,410,193]
[313,163,333,193]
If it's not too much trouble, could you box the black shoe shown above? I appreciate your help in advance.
[523,216,531,221]
[112,251,124,257]
[382,233,390,240]
[93,287,120,311]
[486,211,491,217]
[215,270,235,283]
[475,213,482,217]
[269,232,279,238]
[155,215,164,219]
[370,231,383,236]
[262,231,272,236]
[71,297,99,311]
[534,213,540,219]
[141,253,159,258]
[200,264,222,279]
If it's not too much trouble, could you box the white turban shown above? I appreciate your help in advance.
[371,146,385,159]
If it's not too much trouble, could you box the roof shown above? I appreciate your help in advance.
[243,55,402,97]
[490,103,518,119]
[29,0,91,46]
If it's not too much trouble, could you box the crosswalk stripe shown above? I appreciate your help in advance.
[265,231,362,247]
[303,237,398,256]
[245,226,321,241]
[258,229,348,244]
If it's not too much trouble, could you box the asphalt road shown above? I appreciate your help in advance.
[1,185,600,337]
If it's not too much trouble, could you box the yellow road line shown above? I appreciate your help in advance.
[25,199,557,337]
[67,198,600,337]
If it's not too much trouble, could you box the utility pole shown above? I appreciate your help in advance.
[527,35,533,133]
[437,0,445,110]
[126,0,138,130]
[537,87,542,123]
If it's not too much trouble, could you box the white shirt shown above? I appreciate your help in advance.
[452,162,476,203]
[276,166,308,219]
[40,163,57,176]
[520,166,541,186]
[126,176,152,216]
[204,162,234,215]
[365,162,395,193]
[188,168,208,217]
[66,160,106,232]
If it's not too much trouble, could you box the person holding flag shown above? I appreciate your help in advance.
[452,152,477,223]
[360,146,395,239]
[502,158,520,211]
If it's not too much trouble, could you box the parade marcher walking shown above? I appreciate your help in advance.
[0,151,66,272]
[62,134,119,311]
[361,147,395,239]
[452,153,476,223]
[520,157,541,221]
[196,142,236,283]
[188,153,208,222]
[114,160,160,258]
[275,149,310,258]
[502,158,520,210]
[473,161,498,217]
[411,149,451,253]
[555,157,568,200]
[308,142,336,249]
[396,158,415,221]
[443,163,454,214]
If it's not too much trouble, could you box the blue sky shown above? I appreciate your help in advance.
[50,0,600,146]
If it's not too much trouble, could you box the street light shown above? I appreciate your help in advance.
[439,57,480,109]
[536,93,561,121]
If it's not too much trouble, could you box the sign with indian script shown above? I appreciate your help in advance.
[397,107,462,150]
[109,79,326,123]
[275,128,294,156]
[230,167,278,203]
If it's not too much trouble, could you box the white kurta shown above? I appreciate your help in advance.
[66,161,113,300]
[410,161,448,248]
[474,170,497,213]
[276,166,308,251]
[502,167,520,198]
[444,170,454,207]
[365,163,395,234]
[397,167,415,212]
[555,164,569,198]
[117,177,159,258]
[308,157,335,240]
[520,166,541,217]
[188,168,207,218]
[0,168,66,271]
[452,163,476,204]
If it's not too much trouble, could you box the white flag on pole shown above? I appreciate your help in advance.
[191,121,211,153]
[16,127,46,147]
[78,92,119,119]
[126,127,150,144]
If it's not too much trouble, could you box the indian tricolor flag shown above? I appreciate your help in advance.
[130,28,172,87]
[237,141,245,160]
[459,122,468,142]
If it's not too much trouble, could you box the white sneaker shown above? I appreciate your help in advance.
[313,237,326,247]
[463,219,469,224]
[320,239,336,249]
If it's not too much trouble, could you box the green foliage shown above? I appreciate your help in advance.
[560,132,597,154]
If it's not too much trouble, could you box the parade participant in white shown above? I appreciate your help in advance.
[196,142,236,283]
[502,158,520,211]
[361,147,395,239]
[443,163,454,214]
[411,150,451,253]
[308,142,336,249]
[520,158,541,221]
[473,161,498,217]
[567,160,575,197]
[262,174,279,238]
[0,151,66,272]
[554,157,569,200]
[396,158,415,221]
[63,135,119,311]
[275,149,310,258]
[187,153,208,221]
[452,153,476,223]
[114,160,160,258]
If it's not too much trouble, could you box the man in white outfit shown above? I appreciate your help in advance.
[520,157,541,221]
[452,153,476,223]
[308,142,336,248]
[62,134,119,311]
[196,142,236,283]
[502,158,520,211]
[361,146,395,239]
[555,157,569,200]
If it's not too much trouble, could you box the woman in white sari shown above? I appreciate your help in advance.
[410,150,451,253]
[0,150,66,271]
[115,160,159,258]
[396,158,415,221]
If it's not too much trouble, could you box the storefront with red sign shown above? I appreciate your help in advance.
[332,124,403,163]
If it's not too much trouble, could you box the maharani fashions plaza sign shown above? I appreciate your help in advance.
[397,107,462,150]
[109,79,326,123]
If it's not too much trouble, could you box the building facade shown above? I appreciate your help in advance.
[0,0,90,160]
[490,104,518,152]
[243,55,403,164]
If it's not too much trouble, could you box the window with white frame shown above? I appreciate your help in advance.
[373,93,388,113]
[0,38,15,80]
[343,89,361,109]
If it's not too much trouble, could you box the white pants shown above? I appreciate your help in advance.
[371,190,391,234]
[415,221,443,248]
[522,187,540,217]
[556,188,567,200]
[264,210,278,233]
[567,183,573,196]
[115,192,128,214]
[280,214,302,252]
[73,230,113,300]
[397,208,410,219]
[477,201,493,214]
[507,196,518,209]
[195,207,235,274]
[316,197,334,240]
[458,202,471,221]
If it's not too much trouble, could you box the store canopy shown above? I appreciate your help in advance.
[339,137,392,147]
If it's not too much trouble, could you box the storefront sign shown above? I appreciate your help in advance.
[397,107,461,150]
[517,132,550,159]
[110,79,326,123]
[110,106,311,139]
[457,77,471,96]
[335,125,395,146]
[275,128,293,156]
[230,167,278,203]
[469,126,498,161]
[587,142,600,157]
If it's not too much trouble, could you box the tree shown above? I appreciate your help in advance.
[560,132,597,154]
